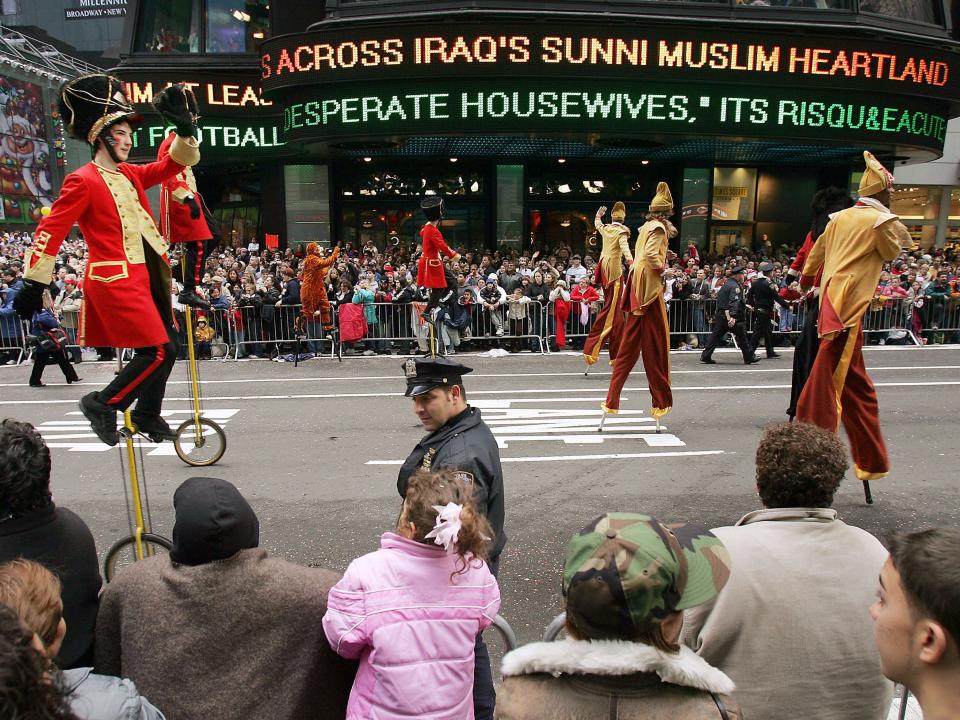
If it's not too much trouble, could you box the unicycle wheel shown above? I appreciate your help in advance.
[174,417,226,467]
[103,533,172,582]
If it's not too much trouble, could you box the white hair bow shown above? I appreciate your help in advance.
[425,502,463,552]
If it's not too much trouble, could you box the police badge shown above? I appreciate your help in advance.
[404,358,417,378]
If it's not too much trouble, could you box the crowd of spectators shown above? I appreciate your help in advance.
[1,415,958,719]
[2,228,959,365]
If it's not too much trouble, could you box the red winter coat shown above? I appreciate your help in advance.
[338,302,368,342]
[27,153,191,348]
[417,223,459,288]
[158,131,212,243]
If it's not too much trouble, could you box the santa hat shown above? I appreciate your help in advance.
[58,73,141,146]
[649,182,674,213]
[858,151,894,197]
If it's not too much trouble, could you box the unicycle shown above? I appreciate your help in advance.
[175,305,226,466]
[103,404,171,582]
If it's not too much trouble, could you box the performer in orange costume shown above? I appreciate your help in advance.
[157,127,213,309]
[583,202,633,366]
[602,182,675,426]
[297,242,340,333]
[14,77,200,446]
[797,152,910,496]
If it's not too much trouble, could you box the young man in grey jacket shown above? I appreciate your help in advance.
[682,422,892,720]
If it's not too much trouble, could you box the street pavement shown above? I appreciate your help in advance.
[1,346,958,650]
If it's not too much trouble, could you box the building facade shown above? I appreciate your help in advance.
[113,0,960,254]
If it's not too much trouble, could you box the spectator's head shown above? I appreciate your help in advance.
[486,274,497,287]
[170,478,260,566]
[0,604,73,718]
[398,470,493,569]
[512,287,524,299]
[871,529,960,702]
[578,277,590,289]
[563,513,730,652]
[938,272,948,284]
[1,269,16,286]
[570,255,582,267]
[0,420,52,519]
[404,357,472,431]
[0,559,65,657]
[696,269,706,281]
[755,422,845,508]
[533,271,544,285]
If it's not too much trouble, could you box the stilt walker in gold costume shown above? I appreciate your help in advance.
[600,183,675,432]
[583,202,633,367]
[796,151,910,503]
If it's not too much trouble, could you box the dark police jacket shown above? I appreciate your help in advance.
[746,276,790,312]
[715,279,745,318]
[398,406,507,561]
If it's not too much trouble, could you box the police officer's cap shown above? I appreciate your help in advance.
[730,265,746,275]
[403,357,473,397]
[759,261,774,273]
[420,196,444,221]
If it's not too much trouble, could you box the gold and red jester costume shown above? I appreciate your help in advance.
[583,202,633,367]
[797,151,911,481]
[603,182,674,421]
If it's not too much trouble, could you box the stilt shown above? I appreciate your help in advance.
[863,480,873,505]
[598,412,609,432]
[655,416,661,434]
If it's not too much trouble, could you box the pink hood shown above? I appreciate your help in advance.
[323,532,500,720]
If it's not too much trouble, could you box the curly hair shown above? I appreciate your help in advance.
[402,470,493,579]
[755,422,847,508]
[0,604,77,719]
[0,419,52,518]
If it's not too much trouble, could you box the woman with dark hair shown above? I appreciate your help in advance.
[0,420,100,669]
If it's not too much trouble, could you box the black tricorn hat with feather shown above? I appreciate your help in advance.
[58,73,142,146]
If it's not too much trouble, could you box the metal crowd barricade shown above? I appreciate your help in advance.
[228,304,336,360]
[337,300,546,356]
[546,299,599,351]
[4,319,30,364]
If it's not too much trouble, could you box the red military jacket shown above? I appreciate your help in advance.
[158,131,212,243]
[417,222,459,288]
[26,136,200,347]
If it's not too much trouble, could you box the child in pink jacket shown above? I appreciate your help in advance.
[323,470,501,720]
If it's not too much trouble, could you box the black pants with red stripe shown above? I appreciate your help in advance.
[99,323,179,416]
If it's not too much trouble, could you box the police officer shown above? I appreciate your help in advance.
[397,356,505,720]
[746,261,791,359]
[700,267,759,365]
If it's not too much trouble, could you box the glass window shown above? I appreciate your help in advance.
[135,0,200,53]
[496,165,524,249]
[891,185,941,249]
[712,167,757,222]
[680,168,710,252]
[859,0,939,24]
[206,0,270,53]
[285,165,330,249]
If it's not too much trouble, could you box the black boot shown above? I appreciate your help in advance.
[131,413,177,443]
[178,290,211,310]
[79,392,118,446]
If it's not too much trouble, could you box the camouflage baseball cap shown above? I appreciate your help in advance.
[563,513,731,640]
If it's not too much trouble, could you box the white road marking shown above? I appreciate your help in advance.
[3,380,958,406]
[38,409,238,454]
[1,364,956,388]
[367,449,727,465]
[495,433,684,449]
